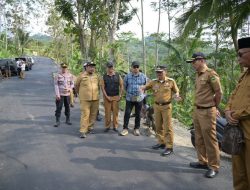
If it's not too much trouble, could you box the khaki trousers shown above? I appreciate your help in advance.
[233,120,250,190]
[104,96,119,129]
[153,103,173,148]
[193,107,220,170]
[20,71,25,79]
[79,100,99,133]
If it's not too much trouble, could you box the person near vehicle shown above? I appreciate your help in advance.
[20,61,26,79]
[54,63,74,127]
[120,61,147,136]
[224,37,250,190]
[101,61,123,133]
[4,61,11,78]
[75,61,100,138]
[186,52,223,178]
[16,59,22,77]
[141,65,181,156]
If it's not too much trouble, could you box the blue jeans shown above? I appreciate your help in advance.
[123,100,143,129]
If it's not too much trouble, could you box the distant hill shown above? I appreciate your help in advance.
[31,34,52,42]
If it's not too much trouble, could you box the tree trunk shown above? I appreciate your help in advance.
[109,0,121,61]
[141,0,146,75]
[155,0,161,66]
[76,0,86,59]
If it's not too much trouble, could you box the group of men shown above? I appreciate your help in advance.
[53,37,250,189]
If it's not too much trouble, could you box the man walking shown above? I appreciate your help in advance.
[141,65,181,156]
[187,52,222,178]
[75,61,100,138]
[120,61,147,136]
[54,63,74,127]
[101,62,123,132]
[225,37,250,190]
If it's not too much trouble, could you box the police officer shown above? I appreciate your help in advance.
[75,61,100,138]
[225,37,250,190]
[101,61,123,132]
[141,65,181,156]
[187,52,223,178]
[54,63,74,127]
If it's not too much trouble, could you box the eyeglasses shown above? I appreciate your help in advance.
[238,50,250,57]
[133,65,139,69]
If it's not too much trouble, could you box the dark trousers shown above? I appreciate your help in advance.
[17,68,21,76]
[55,96,70,118]
[123,100,143,129]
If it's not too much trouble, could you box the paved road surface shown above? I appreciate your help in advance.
[0,57,233,190]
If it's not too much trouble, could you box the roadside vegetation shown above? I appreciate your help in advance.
[0,0,249,127]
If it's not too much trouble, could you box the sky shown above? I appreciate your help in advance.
[28,0,172,38]
[118,0,171,38]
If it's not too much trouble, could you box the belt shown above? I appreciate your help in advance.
[155,101,171,106]
[196,105,215,109]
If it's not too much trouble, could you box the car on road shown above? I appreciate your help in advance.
[0,58,18,76]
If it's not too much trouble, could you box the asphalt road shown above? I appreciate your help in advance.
[0,57,233,190]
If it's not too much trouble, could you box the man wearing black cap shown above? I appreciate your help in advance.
[187,52,223,178]
[225,37,250,190]
[101,62,123,132]
[75,61,100,138]
[54,63,74,127]
[120,61,147,136]
[141,65,181,156]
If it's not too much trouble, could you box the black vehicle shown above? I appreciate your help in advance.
[15,57,33,71]
[0,58,18,76]
[190,117,227,148]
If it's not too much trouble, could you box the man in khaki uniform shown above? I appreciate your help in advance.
[75,61,100,138]
[187,52,222,178]
[141,65,181,156]
[225,37,250,190]
[100,62,123,132]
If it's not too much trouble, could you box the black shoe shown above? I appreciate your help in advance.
[104,128,110,132]
[113,128,118,132]
[205,169,218,178]
[66,120,72,125]
[87,129,95,134]
[189,162,209,170]
[54,121,60,127]
[80,133,87,138]
[161,148,173,156]
[152,144,165,150]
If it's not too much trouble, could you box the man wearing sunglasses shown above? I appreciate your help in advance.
[187,52,223,178]
[225,37,250,190]
[141,65,181,156]
[120,61,147,136]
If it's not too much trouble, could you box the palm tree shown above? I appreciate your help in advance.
[176,0,250,52]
